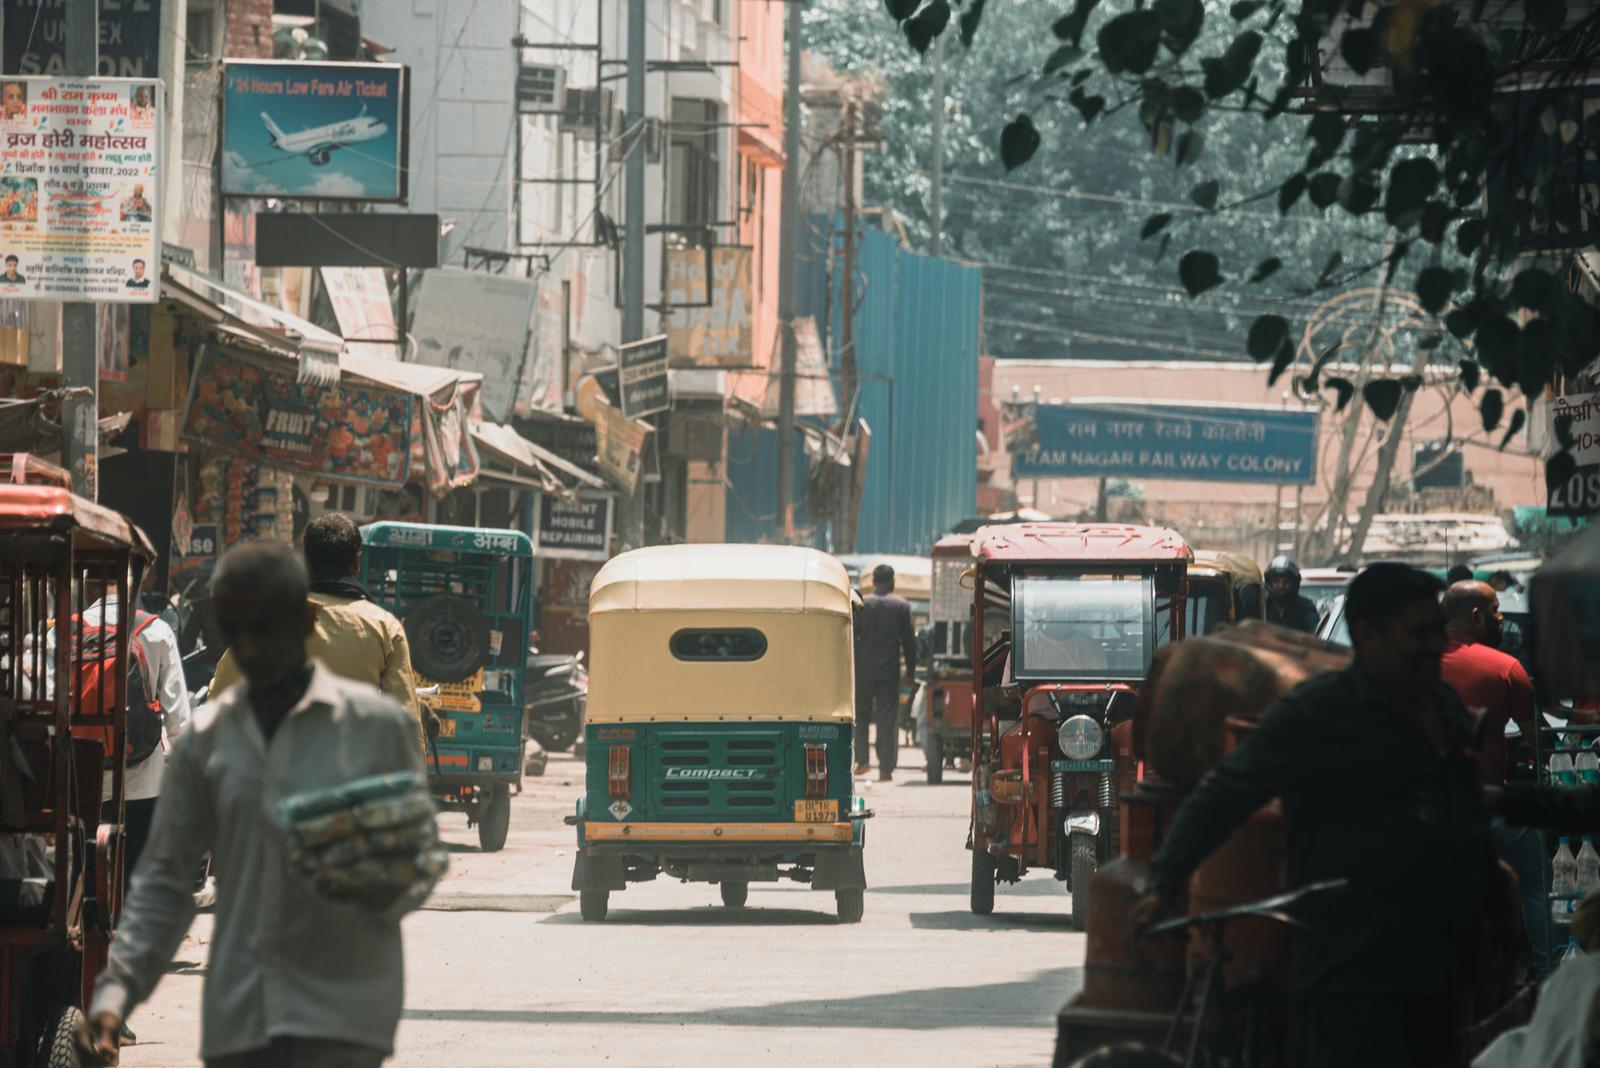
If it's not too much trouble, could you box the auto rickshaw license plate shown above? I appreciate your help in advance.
[794,799,838,822]
[437,718,457,738]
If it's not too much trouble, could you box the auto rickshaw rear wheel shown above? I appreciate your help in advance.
[35,1004,83,1068]
[970,848,996,916]
[476,784,511,852]
[835,888,864,923]
[579,890,609,921]
[719,881,748,908]
[1070,835,1096,932]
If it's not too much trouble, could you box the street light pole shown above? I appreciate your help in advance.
[618,0,647,547]
[61,0,99,498]
[775,0,803,539]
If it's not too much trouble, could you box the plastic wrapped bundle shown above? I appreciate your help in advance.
[276,771,447,922]
[1135,620,1350,789]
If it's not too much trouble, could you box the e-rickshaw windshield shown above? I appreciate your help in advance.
[1012,572,1153,679]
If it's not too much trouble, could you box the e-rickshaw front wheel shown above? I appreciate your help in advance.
[970,848,996,916]
[579,890,609,922]
[835,888,864,923]
[476,783,511,852]
[719,881,749,908]
[35,1004,84,1068]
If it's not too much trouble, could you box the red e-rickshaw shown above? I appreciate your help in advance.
[0,478,152,1066]
[968,523,1191,929]
[921,534,1004,783]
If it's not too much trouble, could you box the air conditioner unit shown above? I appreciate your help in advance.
[518,63,566,114]
[560,87,614,138]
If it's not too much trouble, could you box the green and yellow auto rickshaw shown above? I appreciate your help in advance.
[567,544,869,922]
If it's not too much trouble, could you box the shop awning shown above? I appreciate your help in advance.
[164,262,343,385]
[338,352,483,496]
[469,421,607,492]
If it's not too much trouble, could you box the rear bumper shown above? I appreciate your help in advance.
[582,821,854,844]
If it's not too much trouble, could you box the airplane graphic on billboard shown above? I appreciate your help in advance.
[260,104,388,167]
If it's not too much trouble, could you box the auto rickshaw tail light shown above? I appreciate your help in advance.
[804,743,827,799]
[608,745,631,800]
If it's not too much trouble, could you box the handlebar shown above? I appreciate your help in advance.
[1144,878,1348,940]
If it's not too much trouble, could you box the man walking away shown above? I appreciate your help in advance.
[1262,555,1320,633]
[79,542,427,1068]
[1441,580,1544,975]
[1130,564,1494,1068]
[854,564,917,782]
[210,513,425,754]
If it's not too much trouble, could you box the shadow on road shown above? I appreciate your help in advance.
[402,966,1083,1029]
[870,880,1068,897]
[908,910,1080,933]
[541,905,837,927]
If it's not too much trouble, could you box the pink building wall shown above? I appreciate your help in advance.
[737,1,785,373]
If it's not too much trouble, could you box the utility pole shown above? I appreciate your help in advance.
[930,33,944,257]
[619,0,647,547]
[775,0,803,538]
[838,95,858,418]
[61,0,98,498]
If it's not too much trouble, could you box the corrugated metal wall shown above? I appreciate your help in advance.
[724,219,982,555]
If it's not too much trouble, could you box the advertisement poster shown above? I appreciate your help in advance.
[1548,392,1600,518]
[0,76,161,302]
[534,492,613,561]
[322,265,396,358]
[183,345,415,487]
[664,246,753,367]
[619,334,669,419]
[410,266,537,422]
[1009,401,1319,485]
[5,0,163,79]
[221,61,408,201]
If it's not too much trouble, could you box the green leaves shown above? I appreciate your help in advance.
[1171,86,1207,123]
[1098,10,1164,74]
[1547,450,1579,496]
[1415,266,1454,314]
[1179,250,1223,295]
[1201,31,1262,98]
[1306,113,1345,164]
[1141,212,1173,239]
[1512,268,1555,310]
[999,113,1041,171]
[1190,179,1220,209]
[1384,158,1440,224]
[1053,0,1101,47]
[1363,379,1405,421]
[1458,360,1481,393]
[1308,172,1342,208]
[1154,0,1204,52]
[1070,87,1107,123]
[885,0,921,21]
[1176,130,1205,165]
[1500,408,1527,449]
[1247,314,1290,360]
[903,1,951,53]
[958,0,988,46]
[1249,257,1282,283]
[1480,388,1504,433]
[1278,172,1307,213]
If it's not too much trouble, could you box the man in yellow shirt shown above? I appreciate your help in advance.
[210,513,427,754]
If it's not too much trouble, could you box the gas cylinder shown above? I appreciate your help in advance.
[1187,801,1290,993]
[1077,855,1187,1012]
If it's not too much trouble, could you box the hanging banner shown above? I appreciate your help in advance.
[221,60,408,202]
[534,492,614,561]
[619,334,669,419]
[523,272,565,415]
[321,265,396,358]
[1009,401,1320,486]
[664,245,753,368]
[594,405,646,493]
[5,0,163,78]
[183,345,415,487]
[0,76,161,302]
[410,266,537,422]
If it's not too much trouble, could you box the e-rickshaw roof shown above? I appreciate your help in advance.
[971,522,1192,567]
[855,554,932,602]
[591,543,854,616]
[1189,550,1263,585]
[362,521,532,558]
[932,533,974,558]
[0,485,155,557]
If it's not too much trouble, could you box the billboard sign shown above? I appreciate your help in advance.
[1010,401,1319,486]
[410,266,538,422]
[619,334,669,419]
[5,0,162,78]
[183,345,415,487]
[0,77,161,302]
[534,492,613,561]
[221,61,408,202]
[664,245,753,367]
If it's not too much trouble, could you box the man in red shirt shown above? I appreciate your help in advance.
[1440,579,1547,976]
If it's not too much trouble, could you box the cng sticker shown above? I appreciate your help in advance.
[609,800,633,820]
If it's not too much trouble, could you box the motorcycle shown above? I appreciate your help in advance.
[524,647,586,754]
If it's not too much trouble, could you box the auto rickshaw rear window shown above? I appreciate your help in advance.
[669,628,769,662]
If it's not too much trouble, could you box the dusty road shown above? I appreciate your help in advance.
[119,748,1085,1067]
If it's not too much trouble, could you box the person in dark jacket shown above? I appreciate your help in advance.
[1263,554,1320,633]
[854,564,917,781]
[1131,563,1494,1068]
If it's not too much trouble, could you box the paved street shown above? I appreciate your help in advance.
[119,747,1085,1067]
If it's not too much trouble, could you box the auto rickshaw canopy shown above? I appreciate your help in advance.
[0,485,155,558]
[588,545,854,724]
[1189,550,1262,588]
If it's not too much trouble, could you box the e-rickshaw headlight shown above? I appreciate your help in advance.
[1057,715,1104,761]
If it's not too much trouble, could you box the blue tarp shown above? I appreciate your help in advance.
[725,219,981,556]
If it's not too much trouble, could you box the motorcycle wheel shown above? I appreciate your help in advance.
[1070,834,1096,932]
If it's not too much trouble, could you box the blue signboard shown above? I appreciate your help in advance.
[1010,402,1318,486]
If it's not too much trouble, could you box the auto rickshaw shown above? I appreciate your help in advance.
[359,522,533,852]
[568,544,869,922]
[0,482,152,1065]
[921,534,1009,783]
[1185,550,1264,636]
[967,522,1192,930]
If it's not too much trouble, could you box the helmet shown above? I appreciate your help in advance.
[277,770,447,921]
[1264,555,1302,598]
